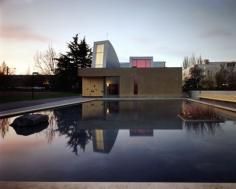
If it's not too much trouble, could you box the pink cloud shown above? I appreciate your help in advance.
[0,25,51,42]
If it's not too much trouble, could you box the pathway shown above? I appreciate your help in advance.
[0,97,94,118]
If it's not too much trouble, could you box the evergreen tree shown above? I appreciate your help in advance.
[67,34,81,67]
[55,34,92,91]
[79,38,92,68]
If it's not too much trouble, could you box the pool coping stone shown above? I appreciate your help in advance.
[0,182,235,189]
[188,98,236,113]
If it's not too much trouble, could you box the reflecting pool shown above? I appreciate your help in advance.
[0,100,236,182]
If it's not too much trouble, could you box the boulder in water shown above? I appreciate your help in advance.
[12,122,49,136]
[11,114,49,127]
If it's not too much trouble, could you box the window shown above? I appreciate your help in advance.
[96,44,104,53]
[131,59,151,68]
[95,53,104,68]
[95,44,104,68]
[134,77,138,95]
[95,130,104,150]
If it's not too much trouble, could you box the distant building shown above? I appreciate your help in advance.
[78,40,182,97]
[183,59,236,81]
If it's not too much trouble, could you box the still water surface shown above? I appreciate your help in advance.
[0,100,236,182]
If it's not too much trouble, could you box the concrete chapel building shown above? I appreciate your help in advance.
[78,40,182,97]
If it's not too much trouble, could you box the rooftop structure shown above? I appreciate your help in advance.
[92,40,165,68]
[92,40,120,68]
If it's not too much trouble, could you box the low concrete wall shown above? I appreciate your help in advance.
[190,90,236,101]
[190,91,201,99]
[0,75,52,89]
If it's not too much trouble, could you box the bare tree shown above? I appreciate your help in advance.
[34,43,57,75]
[182,55,203,69]
[0,118,10,138]
[0,61,15,75]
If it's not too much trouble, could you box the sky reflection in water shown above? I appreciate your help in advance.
[0,100,236,182]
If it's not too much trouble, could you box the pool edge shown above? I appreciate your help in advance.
[0,182,235,189]
[1,97,236,118]
[187,98,236,113]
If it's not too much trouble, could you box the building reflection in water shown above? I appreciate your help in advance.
[82,101,105,120]
[0,100,183,156]
[81,101,119,121]
[2,100,231,155]
[92,129,118,153]
[82,101,119,153]
[130,129,153,137]
[180,101,224,136]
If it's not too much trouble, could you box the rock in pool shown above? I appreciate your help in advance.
[11,114,49,127]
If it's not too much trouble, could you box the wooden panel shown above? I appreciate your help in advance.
[82,77,104,97]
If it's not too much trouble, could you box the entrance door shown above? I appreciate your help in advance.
[105,77,119,96]
[82,77,104,97]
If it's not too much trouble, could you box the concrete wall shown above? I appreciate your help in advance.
[79,68,182,97]
[190,90,236,99]
[134,69,181,97]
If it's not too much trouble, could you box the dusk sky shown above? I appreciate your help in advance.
[0,0,236,74]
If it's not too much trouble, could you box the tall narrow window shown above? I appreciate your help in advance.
[95,44,104,68]
[134,77,138,95]
[95,130,104,150]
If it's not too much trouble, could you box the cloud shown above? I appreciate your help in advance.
[154,46,193,57]
[0,25,51,42]
[132,37,192,56]
[0,0,38,4]
[0,0,41,6]
[200,29,233,38]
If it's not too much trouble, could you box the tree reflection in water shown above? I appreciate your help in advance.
[0,106,93,156]
[54,106,92,155]
[180,101,223,121]
[181,101,224,136]
[41,111,58,144]
[183,121,222,136]
[0,118,10,138]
